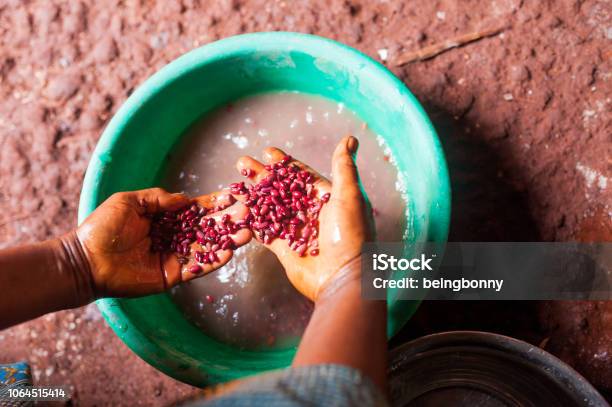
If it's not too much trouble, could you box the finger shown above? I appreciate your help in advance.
[236,156,268,183]
[262,236,292,255]
[182,249,234,281]
[331,136,361,199]
[227,227,252,247]
[197,201,252,249]
[169,228,252,283]
[262,146,314,175]
[203,202,253,246]
[189,224,252,251]
[183,224,251,279]
[193,191,236,211]
[164,227,252,284]
[262,147,331,193]
[128,188,190,214]
[162,253,182,287]
[263,146,289,164]
[163,248,234,284]
[204,200,249,222]
[161,199,253,286]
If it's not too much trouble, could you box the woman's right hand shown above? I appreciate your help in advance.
[235,136,375,301]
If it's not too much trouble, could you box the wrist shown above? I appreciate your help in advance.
[315,255,362,303]
[54,231,97,306]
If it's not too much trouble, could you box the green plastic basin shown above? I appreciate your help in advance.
[78,32,450,387]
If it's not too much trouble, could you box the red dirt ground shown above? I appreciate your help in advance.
[0,0,610,405]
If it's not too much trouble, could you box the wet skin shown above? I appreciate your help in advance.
[77,188,252,297]
[236,135,375,301]
[0,136,387,394]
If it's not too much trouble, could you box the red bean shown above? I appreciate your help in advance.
[296,211,307,224]
[272,196,283,207]
[189,264,202,274]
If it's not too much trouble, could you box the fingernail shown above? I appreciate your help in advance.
[346,136,359,154]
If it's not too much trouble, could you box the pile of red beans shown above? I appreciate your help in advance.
[149,198,243,266]
[149,156,329,268]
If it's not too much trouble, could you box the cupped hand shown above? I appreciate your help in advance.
[236,136,374,301]
[76,188,251,298]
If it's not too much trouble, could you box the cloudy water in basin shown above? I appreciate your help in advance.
[162,91,406,350]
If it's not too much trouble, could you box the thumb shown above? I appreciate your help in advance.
[130,188,190,214]
[331,136,361,199]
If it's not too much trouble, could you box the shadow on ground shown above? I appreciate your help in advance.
[391,104,545,348]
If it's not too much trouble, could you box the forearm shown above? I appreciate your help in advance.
[0,231,95,329]
[293,258,388,391]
